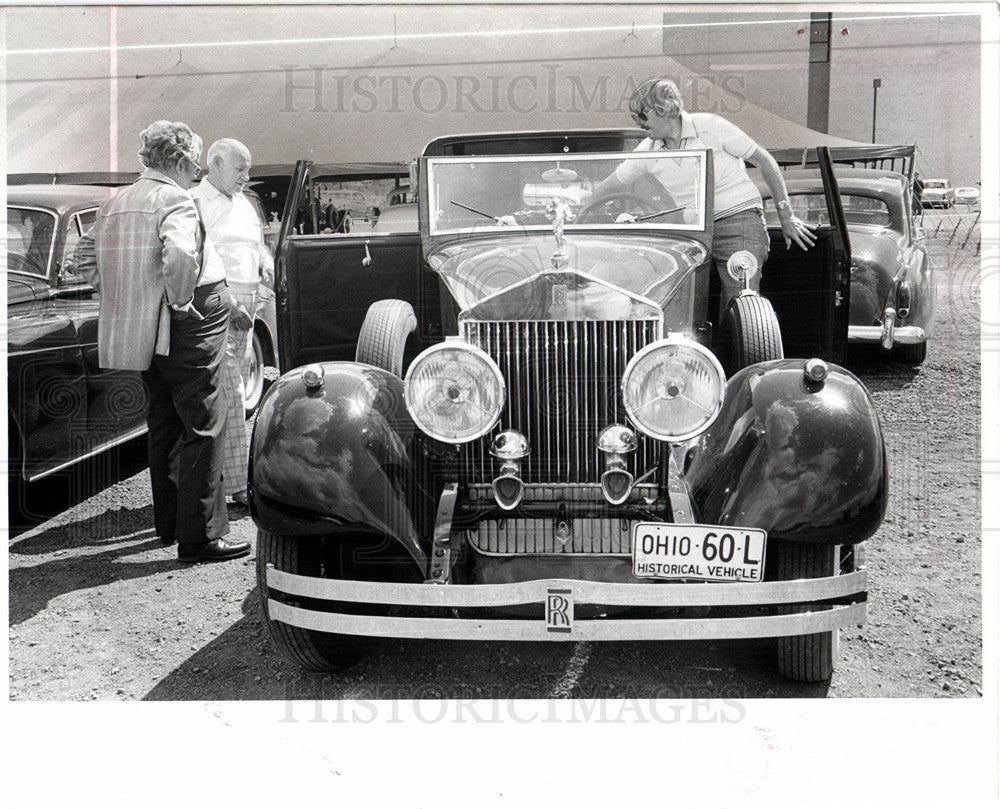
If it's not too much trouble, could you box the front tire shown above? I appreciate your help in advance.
[719,293,784,376]
[355,299,417,378]
[257,530,366,670]
[773,542,838,682]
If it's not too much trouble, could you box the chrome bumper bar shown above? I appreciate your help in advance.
[849,324,927,346]
[265,568,866,641]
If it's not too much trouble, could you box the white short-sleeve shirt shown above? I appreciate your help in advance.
[192,178,266,286]
[615,111,763,220]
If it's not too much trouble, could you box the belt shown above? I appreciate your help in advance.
[194,280,227,293]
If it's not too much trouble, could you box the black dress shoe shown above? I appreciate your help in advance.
[161,536,176,547]
[178,538,251,563]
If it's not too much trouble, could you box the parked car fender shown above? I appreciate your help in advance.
[849,232,902,327]
[249,362,427,568]
[686,359,888,544]
[897,246,935,339]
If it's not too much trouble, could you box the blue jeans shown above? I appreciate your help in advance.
[712,208,770,314]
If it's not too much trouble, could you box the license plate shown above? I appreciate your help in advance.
[632,523,767,582]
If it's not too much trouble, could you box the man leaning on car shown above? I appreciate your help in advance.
[73,120,251,563]
[595,78,816,315]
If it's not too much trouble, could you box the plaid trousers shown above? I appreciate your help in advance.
[220,286,257,496]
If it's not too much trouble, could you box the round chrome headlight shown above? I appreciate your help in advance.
[621,338,726,442]
[404,339,505,444]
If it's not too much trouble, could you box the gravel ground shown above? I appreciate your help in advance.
[7,210,984,701]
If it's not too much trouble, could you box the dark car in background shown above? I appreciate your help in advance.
[6,184,148,487]
[10,174,282,416]
[250,133,886,683]
[760,167,934,364]
[7,183,278,497]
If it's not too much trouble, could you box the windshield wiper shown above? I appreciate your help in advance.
[634,205,686,222]
[450,200,503,223]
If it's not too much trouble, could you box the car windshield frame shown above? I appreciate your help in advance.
[424,150,709,237]
[7,205,58,280]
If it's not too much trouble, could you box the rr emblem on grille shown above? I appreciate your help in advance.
[546,588,573,633]
[552,284,568,309]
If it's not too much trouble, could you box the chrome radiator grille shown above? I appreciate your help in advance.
[467,518,632,556]
[460,319,661,484]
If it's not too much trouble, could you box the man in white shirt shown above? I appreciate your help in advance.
[596,78,815,313]
[192,138,274,505]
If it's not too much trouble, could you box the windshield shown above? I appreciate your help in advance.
[7,206,56,277]
[924,181,946,189]
[426,151,708,236]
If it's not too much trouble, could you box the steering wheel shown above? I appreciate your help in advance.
[576,191,657,224]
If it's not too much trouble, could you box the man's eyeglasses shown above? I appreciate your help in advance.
[631,110,649,124]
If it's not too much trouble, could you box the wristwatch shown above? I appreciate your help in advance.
[776,199,791,213]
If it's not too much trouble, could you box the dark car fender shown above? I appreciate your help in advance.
[685,359,887,544]
[249,362,428,568]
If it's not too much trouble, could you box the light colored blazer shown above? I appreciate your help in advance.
[74,170,204,371]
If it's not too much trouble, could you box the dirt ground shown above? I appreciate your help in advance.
[7,210,985,700]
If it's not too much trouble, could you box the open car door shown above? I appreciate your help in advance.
[273,160,442,372]
[760,146,851,363]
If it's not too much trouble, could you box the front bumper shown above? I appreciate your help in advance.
[264,567,866,641]
[849,324,927,347]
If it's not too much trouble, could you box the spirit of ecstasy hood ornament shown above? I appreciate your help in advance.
[546,198,576,270]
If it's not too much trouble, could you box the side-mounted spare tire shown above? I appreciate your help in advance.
[355,299,417,378]
[719,293,784,376]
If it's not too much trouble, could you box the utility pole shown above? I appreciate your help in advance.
[806,12,832,133]
[871,78,881,143]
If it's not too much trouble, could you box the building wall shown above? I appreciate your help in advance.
[662,10,982,186]
[5,5,984,183]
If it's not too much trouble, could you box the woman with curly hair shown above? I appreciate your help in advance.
[75,120,250,563]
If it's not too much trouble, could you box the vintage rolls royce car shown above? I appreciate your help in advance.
[759,167,934,364]
[251,133,887,683]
